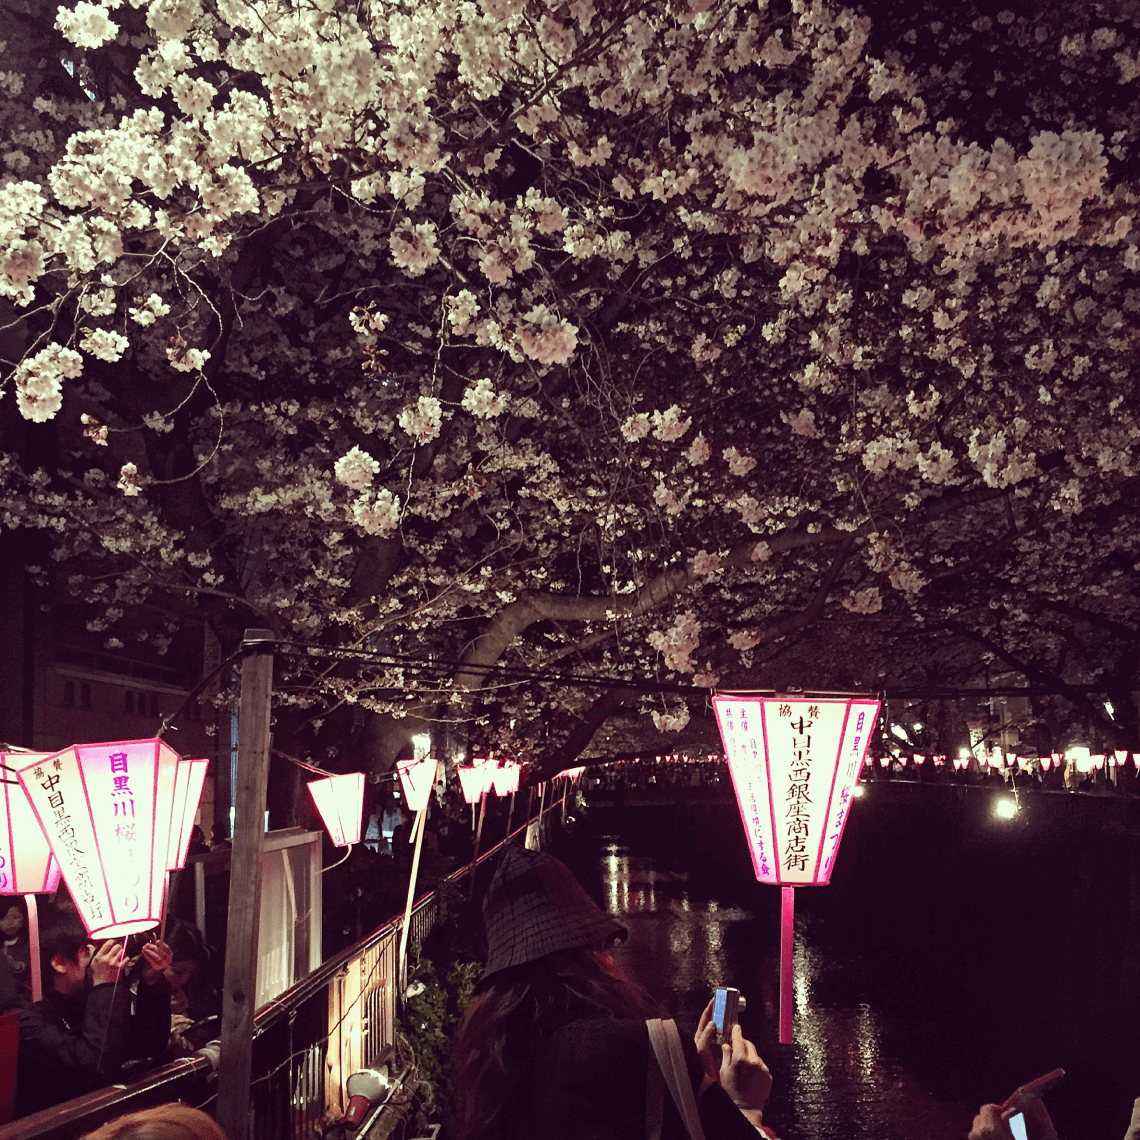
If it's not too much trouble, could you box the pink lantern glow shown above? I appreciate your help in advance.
[456,764,485,805]
[913,754,925,765]
[1041,755,1052,770]
[712,693,880,888]
[933,755,946,766]
[491,762,521,797]
[14,739,181,939]
[0,755,61,895]
[713,693,880,1045]
[396,757,436,813]
[557,765,587,783]
[307,772,365,847]
[1091,754,1106,770]
[1114,750,1127,767]
[167,758,208,870]
[878,755,890,768]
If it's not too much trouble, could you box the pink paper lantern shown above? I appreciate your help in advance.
[713,693,879,888]
[713,693,880,1045]
[1091,754,1106,770]
[557,765,586,783]
[913,754,926,766]
[1041,755,1052,770]
[456,764,485,805]
[0,756,61,895]
[167,757,208,871]
[396,757,436,813]
[1114,750,1127,767]
[14,739,181,939]
[491,762,521,797]
[307,772,365,847]
[933,755,946,766]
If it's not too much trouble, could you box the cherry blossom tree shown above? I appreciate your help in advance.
[1,0,1138,781]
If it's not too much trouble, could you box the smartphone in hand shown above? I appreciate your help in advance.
[712,987,740,1047]
[1000,1069,1064,1140]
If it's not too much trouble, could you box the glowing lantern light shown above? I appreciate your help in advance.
[1091,754,1106,771]
[167,757,209,870]
[396,756,435,813]
[878,755,890,768]
[14,739,180,940]
[491,762,521,797]
[0,756,61,1002]
[1016,755,1030,771]
[712,692,880,1044]
[933,755,946,766]
[1114,750,1127,767]
[953,756,970,770]
[1051,752,1063,768]
[0,756,61,895]
[557,765,587,783]
[456,763,490,805]
[307,772,365,848]
[1041,755,1052,770]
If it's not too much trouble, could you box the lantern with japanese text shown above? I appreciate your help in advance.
[712,692,880,1044]
[0,756,61,896]
[307,772,365,848]
[0,756,61,1001]
[14,739,181,940]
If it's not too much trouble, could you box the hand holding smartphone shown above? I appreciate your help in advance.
[999,1069,1064,1140]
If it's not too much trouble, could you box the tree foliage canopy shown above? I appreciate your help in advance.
[1,0,1138,775]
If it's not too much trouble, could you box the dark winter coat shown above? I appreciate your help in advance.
[488,1012,766,1140]
[15,977,171,1118]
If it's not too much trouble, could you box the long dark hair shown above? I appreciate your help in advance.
[451,947,662,1140]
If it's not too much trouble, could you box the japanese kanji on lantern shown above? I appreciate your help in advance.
[1,754,62,1002]
[307,772,365,848]
[13,738,182,940]
[0,754,61,896]
[712,692,880,1044]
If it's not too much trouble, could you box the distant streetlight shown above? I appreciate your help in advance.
[994,796,1018,820]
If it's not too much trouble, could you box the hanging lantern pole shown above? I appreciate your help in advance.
[395,757,436,993]
[713,692,879,1046]
[217,629,275,1140]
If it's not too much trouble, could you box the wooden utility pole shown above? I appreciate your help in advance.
[216,629,274,1140]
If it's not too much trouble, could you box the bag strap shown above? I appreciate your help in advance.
[646,1019,707,1140]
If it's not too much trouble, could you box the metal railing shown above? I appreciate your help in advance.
[0,796,565,1140]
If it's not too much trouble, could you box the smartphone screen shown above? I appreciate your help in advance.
[1008,1112,1029,1140]
[712,987,739,1046]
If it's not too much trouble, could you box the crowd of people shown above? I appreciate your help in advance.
[0,896,220,1123]
[2,846,1136,1139]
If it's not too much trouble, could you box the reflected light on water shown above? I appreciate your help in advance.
[597,839,972,1140]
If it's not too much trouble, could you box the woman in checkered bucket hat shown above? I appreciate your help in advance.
[451,844,779,1140]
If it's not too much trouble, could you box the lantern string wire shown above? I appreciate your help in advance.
[321,843,354,874]
[272,748,329,777]
[238,636,1121,701]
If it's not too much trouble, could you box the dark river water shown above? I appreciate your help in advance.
[577,783,1140,1140]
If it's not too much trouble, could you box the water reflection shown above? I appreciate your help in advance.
[598,839,973,1140]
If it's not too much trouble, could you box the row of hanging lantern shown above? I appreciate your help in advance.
[867,749,1140,771]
